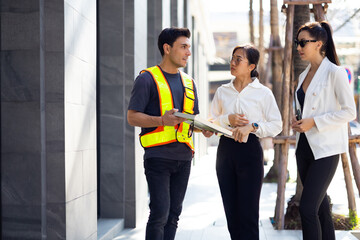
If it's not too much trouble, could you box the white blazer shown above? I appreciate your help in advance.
[295,57,356,160]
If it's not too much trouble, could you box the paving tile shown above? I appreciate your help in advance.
[115,146,360,240]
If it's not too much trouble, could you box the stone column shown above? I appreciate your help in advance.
[64,0,97,239]
[132,0,149,227]
[98,0,126,220]
[171,0,184,27]
[1,1,65,239]
[98,0,147,228]
[1,0,97,239]
[147,0,165,66]
[171,0,178,26]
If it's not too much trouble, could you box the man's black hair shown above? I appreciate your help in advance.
[158,27,191,56]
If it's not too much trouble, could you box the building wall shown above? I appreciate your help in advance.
[1,0,214,239]
[189,0,215,158]
[134,0,150,226]
[97,0,148,228]
[98,0,127,220]
[64,0,97,239]
[1,0,67,239]
[1,0,97,239]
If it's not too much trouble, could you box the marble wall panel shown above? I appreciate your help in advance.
[46,203,66,240]
[46,152,65,203]
[65,151,83,202]
[1,102,41,153]
[44,1,64,52]
[0,11,39,51]
[2,204,42,239]
[177,0,184,27]
[147,0,163,66]
[66,192,97,239]
[134,0,148,74]
[0,50,40,102]
[99,0,123,31]
[99,56,123,86]
[82,64,96,106]
[64,0,97,238]
[98,0,123,57]
[88,102,97,150]
[100,200,123,218]
[87,232,97,240]
[0,0,39,12]
[123,0,137,228]
[65,103,91,152]
[1,0,96,238]
[44,52,65,103]
[65,0,96,24]
[134,0,149,226]
[171,0,178,26]
[100,85,124,115]
[100,171,124,203]
[73,11,96,65]
[64,53,83,105]
[46,102,65,153]
[64,3,75,55]
[83,149,97,194]
[1,152,41,205]
[100,115,124,148]
[162,0,171,28]
[98,0,125,221]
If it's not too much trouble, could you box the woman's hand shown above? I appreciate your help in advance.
[201,130,214,138]
[232,124,253,143]
[291,118,315,133]
[228,114,249,127]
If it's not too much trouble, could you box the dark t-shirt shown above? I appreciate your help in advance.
[128,67,199,161]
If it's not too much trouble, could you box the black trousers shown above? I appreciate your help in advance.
[296,133,339,240]
[216,135,264,240]
[144,158,191,240]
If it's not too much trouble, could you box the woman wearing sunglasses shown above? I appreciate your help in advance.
[209,44,282,240]
[292,21,356,240]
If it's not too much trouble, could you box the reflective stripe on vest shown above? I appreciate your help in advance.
[140,66,195,151]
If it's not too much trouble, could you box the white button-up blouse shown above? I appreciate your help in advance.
[210,78,282,138]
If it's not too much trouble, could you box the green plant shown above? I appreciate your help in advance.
[349,209,359,230]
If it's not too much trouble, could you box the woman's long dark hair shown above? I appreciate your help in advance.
[232,44,260,78]
[297,21,340,66]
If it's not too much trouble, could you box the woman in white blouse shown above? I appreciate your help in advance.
[291,21,356,240]
[210,44,282,240]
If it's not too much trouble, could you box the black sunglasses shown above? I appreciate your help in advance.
[294,39,317,48]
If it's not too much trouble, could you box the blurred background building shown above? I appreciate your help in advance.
[207,0,360,119]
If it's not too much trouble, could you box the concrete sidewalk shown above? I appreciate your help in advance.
[115,146,360,240]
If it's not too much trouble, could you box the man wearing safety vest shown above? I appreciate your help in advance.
[128,27,211,240]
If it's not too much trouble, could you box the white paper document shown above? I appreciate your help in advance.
[173,112,233,138]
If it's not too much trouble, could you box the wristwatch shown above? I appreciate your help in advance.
[252,122,259,131]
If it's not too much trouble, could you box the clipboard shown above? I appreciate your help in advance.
[174,112,233,138]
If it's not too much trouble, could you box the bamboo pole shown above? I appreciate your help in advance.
[341,152,357,213]
[258,0,265,81]
[348,122,360,197]
[274,4,294,230]
[349,142,360,197]
[273,135,360,144]
[249,0,255,44]
[270,0,283,108]
[313,4,325,21]
[263,36,273,88]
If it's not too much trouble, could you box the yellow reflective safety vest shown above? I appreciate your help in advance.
[139,65,195,151]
